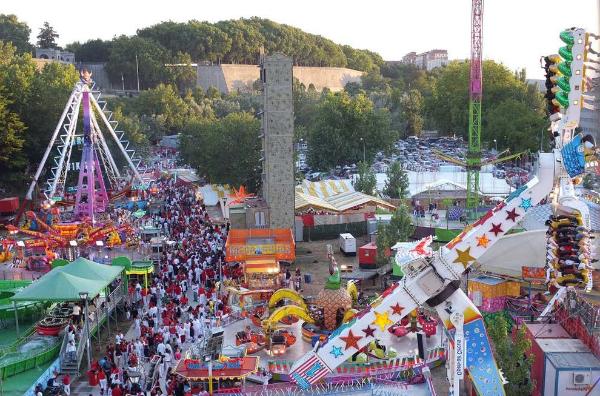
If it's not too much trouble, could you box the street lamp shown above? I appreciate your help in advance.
[493,139,497,152]
[204,355,214,395]
[79,291,91,370]
[359,137,366,163]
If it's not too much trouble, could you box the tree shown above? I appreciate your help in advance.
[376,204,414,265]
[307,92,394,170]
[485,98,546,152]
[22,62,79,164]
[65,39,112,62]
[0,96,26,190]
[399,89,424,137]
[486,315,534,396]
[0,14,32,54]
[353,161,377,195]
[105,35,170,90]
[386,204,415,243]
[384,161,409,199]
[428,60,545,152]
[36,22,59,49]
[180,112,261,191]
[0,41,36,115]
[131,83,190,138]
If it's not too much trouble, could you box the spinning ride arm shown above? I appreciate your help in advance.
[290,154,555,394]
[25,211,59,235]
[6,225,67,247]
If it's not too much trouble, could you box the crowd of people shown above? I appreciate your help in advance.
[82,170,234,395]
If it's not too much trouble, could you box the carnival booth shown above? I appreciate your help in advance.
[175,356,259,395]
[225,229,295,290]
[112,257,154,289]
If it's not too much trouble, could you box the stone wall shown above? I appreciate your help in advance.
[197,64,362,94]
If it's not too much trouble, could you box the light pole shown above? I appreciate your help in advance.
[493,139,497,152]
[360,137,366,163]
[204,355,213,395]
[121,73,125,91]
[135,54,140,92]
[79,291,91,370]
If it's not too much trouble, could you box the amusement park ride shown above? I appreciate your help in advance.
[20,68,144,223]
[1,69,144,269]
[289,26,599,396]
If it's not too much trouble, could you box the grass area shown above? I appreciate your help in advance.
[0,360,53,396]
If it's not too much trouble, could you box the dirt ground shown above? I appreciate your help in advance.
[292,235,382,299]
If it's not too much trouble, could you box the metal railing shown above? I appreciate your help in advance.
[60,282,126,372]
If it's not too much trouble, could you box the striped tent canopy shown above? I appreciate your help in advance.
[295,190,396,213]
[199,184,233,206]
[295,179,354,198]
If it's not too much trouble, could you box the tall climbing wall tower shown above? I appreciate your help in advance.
[260,54,294,230]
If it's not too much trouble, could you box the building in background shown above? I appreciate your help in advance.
[397,49,449,71]
[35,48,75,63]
[260,54,295,230]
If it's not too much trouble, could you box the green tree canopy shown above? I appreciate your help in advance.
[67,18,382,72]
[383,161,409,199]
[486,315,534,395]
[36,22,59,49]
[105,35,171,90]
[0,96,26,186]
[180,112,261,191]
[427,60,545,147]
[399,89,424,137]
[306,91,394,170]
[0,14,32,54]
[485,98,545,152]
[21,62,79,163]
[376,204,414,265]
[353,161,377,196]
[65,39,112,62]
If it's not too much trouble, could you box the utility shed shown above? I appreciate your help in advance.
[544,352,600,396]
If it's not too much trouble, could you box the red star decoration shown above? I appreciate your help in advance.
[390,303,405,316]
[489,223,504,237]
[339,330,363,350]
[362,325,376,338]
[505,208,520,222]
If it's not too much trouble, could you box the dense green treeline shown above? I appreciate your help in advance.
[65,17,383,90]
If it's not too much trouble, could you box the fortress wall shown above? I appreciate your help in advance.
[197,64,363,94]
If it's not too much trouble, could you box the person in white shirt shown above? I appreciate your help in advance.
[157,341,166,356]
[66,341,76,361]
[72,304,81,324]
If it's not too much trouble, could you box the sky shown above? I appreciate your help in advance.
[4,0,598,79]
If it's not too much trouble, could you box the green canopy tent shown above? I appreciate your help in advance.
[111,256,132,271]
[11,258,125,337]
[11,268,107,302]
[60,257,123,283]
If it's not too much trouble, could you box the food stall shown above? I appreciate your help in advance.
[175,356,260,395]
[112,257,154,289]
[225,229,295,290]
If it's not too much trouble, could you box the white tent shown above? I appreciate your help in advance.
[375,171,512,198]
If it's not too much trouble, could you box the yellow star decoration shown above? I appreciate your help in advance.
[476,234,490,248]
[372,310,393,331]
[453,247,476,269]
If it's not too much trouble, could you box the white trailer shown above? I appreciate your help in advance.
[338,233,356,256]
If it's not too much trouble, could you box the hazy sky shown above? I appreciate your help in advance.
[4,0,598,79]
